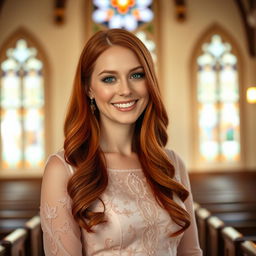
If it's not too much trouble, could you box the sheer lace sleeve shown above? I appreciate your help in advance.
[40,155,83,256]
[168,150,203,256]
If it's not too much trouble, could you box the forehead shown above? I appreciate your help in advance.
[93,45,142,73]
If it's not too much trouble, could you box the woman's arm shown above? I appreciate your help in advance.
[40,156,83,256]
[169,150,203,256]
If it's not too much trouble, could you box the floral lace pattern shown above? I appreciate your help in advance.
[40,151,202,256]
[83,169,184,256]
[41,196,73,255]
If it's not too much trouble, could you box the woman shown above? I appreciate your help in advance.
[40,29,202,255]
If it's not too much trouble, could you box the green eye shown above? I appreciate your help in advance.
[131,72,145,79]
[102,76,116,83]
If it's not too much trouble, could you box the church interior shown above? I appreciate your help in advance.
[0,0,256,255]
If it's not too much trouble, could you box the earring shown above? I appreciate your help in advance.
[90,97,96,114]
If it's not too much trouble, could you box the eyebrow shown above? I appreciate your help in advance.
[97,66,144,76]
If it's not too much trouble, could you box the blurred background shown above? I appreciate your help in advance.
[1,1,256,255]
[0,0,255,176]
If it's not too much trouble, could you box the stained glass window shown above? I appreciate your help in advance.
[91,0,157,62]
[0,39,45,169]
[196,34,240,163]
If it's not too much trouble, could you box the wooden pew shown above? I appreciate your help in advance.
[25,215,44,256]
[0,178,45,255]
[0,228,28,256]
[0,245,6,256]
[0,218,28,240]
[196,204,256,256]
[241,240,256,256]
[207,216,225,256]
[195,207,211,255]
[207,215,256,256]
[0,178,41,241]
[190,171,256,255]
[215,211,256,224]
[222,227,256,256]
[203,202,256,214]
[0,215,44,256]
[189,172,256,210]
[0,178,41,221]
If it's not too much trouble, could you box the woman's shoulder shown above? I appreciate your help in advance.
[164,148,185,169]
[164,148,188,184]
[44,149,74,177]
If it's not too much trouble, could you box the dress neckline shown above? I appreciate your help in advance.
[107,167,142,172]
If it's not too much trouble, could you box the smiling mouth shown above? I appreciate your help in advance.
[112,100,138,109]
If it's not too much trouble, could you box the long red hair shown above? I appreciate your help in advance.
[64,29,190,237]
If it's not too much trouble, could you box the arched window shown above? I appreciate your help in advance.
[191,25,243,169]
[86,0,159,64]
[0,29,47,170]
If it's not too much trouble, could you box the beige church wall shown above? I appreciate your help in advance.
[160,0,256,170]
[0,0,255,174]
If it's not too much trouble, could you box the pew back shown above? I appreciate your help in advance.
[241,240,256,256]
[0,228,28,256]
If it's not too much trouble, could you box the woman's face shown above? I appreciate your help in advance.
[89,45,149,127]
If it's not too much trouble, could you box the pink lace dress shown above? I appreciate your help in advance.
[40,150,202,255]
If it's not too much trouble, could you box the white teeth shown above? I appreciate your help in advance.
[113,101,136,108]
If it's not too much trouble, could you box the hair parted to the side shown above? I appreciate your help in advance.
[64,28,190,237]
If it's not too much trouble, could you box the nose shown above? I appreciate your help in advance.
[118,78,132,96]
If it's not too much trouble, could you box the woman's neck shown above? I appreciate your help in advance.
[99,122,135,156]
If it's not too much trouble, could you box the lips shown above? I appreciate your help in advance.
[111,100,138,110]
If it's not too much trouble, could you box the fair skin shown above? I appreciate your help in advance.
[89,45,149,169]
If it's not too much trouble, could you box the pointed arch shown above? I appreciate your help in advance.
[190,23,245,170]
[0,27,50,67]
[0,27,50,170]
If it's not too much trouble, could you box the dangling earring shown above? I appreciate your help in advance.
[90,97,96,114]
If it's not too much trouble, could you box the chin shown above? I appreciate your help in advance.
[115,118,138,125]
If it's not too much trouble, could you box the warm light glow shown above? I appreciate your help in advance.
[111,0,135,14]
[247,87,256,104]
[118,0,129,6]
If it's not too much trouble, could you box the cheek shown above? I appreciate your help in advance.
[141,85,149,106]
[93,86,115,103]
[138,83,149,98]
